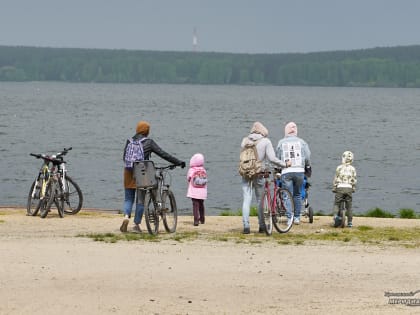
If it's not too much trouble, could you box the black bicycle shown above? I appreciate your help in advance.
[134,161,178,235]
[27,148,83,217]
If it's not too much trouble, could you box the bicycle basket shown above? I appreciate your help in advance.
[133,161,157,188]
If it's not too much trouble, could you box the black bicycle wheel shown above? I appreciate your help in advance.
[162,190,178,233]
[273,188,294,233]
[308,206,314,224]
[63,176,83,215]
[27,179,42,216]
[144,191,159,235]
[55,182,65,218]
[40,181,55,218]
[262,191,272,236]
[339,209,346,228]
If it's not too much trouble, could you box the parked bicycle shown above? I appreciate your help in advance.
[134,161,178,235]
[261,170,295,235]
[27,147,83,218]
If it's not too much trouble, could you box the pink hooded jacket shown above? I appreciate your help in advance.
[186,153,207,200]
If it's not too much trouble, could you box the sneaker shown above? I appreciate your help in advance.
[258,226,265,233]
[243,227,250,234]
[287,218,293,226]
[347,222,353,228]
[193,222,199,226]
[120,218,129,233]
[132,225,142,233]
[293,218,300,225]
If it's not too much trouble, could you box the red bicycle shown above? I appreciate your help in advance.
[260,170,295,235]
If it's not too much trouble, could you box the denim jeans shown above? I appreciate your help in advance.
[281,172,304,219]
[123,188,145,225]
[241,177,264,229]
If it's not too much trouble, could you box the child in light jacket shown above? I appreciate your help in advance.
[187,153,208,226]
[332,150,357,227]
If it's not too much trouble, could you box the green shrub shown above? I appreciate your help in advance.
[399,208,417,219]
[365,208,395,218]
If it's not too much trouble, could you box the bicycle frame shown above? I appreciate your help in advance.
[261,170,295,235]
[140,164,178,235]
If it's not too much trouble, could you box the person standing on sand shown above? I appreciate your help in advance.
[276,122,311,225]
[120,120,185,233]
[332,150,357,227]
[186,153,208,226]
[240,121,289,234]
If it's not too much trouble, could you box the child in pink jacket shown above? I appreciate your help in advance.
[187,153,208,226]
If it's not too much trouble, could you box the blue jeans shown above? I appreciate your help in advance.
[281,172,304,219]
[241,177,264,229]
[123,188,145,225]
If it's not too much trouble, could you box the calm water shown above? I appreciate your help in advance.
[1,82,419,215]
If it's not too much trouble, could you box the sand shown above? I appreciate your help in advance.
[0,207,419,315]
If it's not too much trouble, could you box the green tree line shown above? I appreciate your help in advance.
[1,45,420,87]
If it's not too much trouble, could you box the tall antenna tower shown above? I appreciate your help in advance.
[193,27,198,52]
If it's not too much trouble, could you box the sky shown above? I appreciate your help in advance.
[1,0,420,54]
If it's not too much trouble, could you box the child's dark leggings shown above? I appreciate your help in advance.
[192,198,205,224]
[333,187,353,223]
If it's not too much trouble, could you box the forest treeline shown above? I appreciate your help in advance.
[1,45,420,87]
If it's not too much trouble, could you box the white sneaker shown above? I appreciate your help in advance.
[287,218,293,226]
[293,218,300,225]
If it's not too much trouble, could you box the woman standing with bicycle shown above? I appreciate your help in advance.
[239,122,289,234]
[120,121,185,233]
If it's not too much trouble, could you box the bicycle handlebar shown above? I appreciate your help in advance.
[155,164,178,170]
[29,147,72,163]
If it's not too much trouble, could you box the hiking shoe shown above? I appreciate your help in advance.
[347,222,353,228]
[243,227,250,234]
[120,218,129,233]
[132,225,142,233]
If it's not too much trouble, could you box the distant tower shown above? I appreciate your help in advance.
[193,27,198,52]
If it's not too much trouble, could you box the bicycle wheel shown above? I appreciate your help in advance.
[162,190,178,233]
[63,176,83,215]
[339,209,346,228]
[262,191,272,236]
[144,191,159,235]
[273,188,294,233]
[27,179,42,216]
[308,206,314,224]
[40,181,55,218]
[55,182,65,218]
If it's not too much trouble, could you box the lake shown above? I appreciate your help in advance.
[0,82,419,215]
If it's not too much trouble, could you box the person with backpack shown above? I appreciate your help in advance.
[239,121,289,234]
[120,120,186,233]
[276,122,311,225]
[186,153,208,226]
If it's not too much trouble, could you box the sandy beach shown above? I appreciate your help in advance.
[0,207,419,315]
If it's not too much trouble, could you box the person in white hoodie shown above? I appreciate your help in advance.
[332,151,357,227]
[240,121,288,234]
[276,122,311,225]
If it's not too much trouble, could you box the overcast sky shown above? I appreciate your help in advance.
[1,0,420,54]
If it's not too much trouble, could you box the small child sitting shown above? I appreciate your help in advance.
[332,151,357,227]
[186,153,208,226]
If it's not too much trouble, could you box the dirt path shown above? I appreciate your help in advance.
[0,208,419,314]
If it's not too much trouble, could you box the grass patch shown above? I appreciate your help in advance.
[220,207,258,217]
[79,230,200,243]
[398,208,417,219]
[365,208,395,218]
